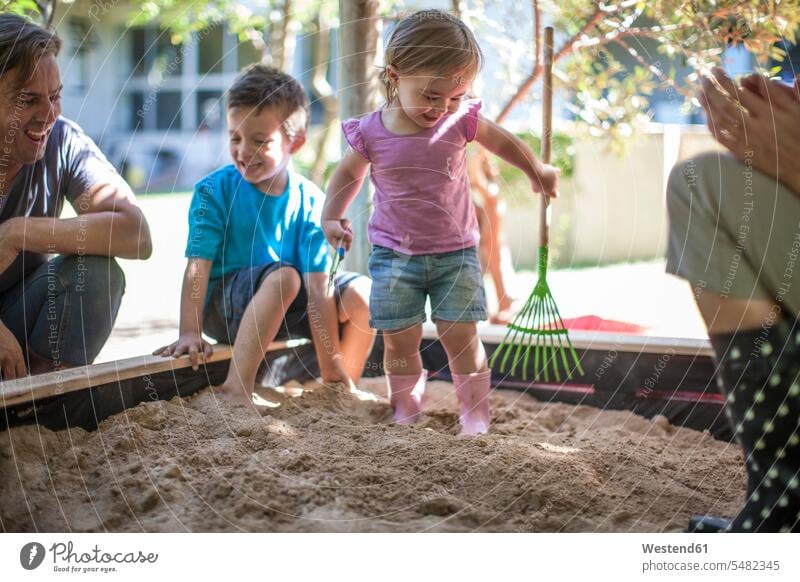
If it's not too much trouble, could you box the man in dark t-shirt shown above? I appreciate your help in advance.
[0,15,152,378]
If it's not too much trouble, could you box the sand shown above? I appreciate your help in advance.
[0,378,746,532]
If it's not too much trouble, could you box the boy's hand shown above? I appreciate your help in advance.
[153,332,214,371]
[321,362,355,391]
[531,164,560,198]
[323,218,354,251]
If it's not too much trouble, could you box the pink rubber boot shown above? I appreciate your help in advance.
[453,370,492,435]
[387,370,428,425]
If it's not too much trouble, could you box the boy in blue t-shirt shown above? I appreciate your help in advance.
[155,65,374,406]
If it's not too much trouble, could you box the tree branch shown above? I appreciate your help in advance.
[572,22,697,49]
[495,5,604,123]
[48,0,57,28]
[614,36,672,87]
[532,0,541,89]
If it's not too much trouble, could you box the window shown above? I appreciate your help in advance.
[122,23,239,133]
[155,33,183,77]
[237,39,261,69]
[198,24,224,74]
[197,91,224,131]
[68,18,97,92]
[156,91,182,130]
[129,27,183,78]
[131,28,147,76]
[129,92,144,131]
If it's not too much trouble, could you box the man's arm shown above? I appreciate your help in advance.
[0,179,152,272]
[304,272,350,385]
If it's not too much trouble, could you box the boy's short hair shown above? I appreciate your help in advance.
[227,64,310,139]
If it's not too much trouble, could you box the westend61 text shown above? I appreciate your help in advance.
[642,543,708,554]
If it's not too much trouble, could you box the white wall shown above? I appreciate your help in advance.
[504,126,726,269]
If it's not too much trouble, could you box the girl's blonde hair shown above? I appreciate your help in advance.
[380,9,483,104]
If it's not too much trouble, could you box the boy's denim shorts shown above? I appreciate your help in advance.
[368,245,487,330]
[204,261,363,344]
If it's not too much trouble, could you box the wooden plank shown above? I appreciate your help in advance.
[422,323,714,358]
[0,339,311,408]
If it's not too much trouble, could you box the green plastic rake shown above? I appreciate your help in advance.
[489,27,583,383]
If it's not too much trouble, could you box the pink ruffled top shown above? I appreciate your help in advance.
[342,98,482,255]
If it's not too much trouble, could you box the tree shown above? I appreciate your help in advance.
[127,0,341,185]
[477,0,799,131]
[464,0,800,208]
[1,0,60,27]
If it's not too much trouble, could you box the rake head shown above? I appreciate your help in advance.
[489,247,584,382]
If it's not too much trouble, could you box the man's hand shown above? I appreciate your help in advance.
[0,218,22,276]
[0,321,26,380]
[531,163,560,199]
[699,67,800,195]
[153,332,213,371]
[322,218,354,251]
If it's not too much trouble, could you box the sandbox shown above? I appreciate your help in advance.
[1,376,745,532]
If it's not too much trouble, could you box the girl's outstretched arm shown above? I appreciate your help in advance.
[474,114,559,198]
[322,148,370,250]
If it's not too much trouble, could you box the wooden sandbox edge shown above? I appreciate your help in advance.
[0,339,312,408]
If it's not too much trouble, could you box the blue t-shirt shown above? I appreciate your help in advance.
[185,165,331,282]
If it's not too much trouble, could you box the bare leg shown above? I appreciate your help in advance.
[337,279,376,385]
[695,292,778,334]
[481,193,514,320]
[435,319,487,374]
[217,266,301,405]
[382,323,423,375]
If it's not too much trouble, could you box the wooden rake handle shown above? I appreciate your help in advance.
[539,26,554,249]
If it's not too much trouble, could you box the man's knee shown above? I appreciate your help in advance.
[33,256,125,367]
[667,151,743,211]
[55,255,125,301]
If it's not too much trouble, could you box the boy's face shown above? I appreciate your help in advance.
[389,67,471,129]
[227,105,304,190]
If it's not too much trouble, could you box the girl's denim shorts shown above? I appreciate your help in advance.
[368,245,487,330]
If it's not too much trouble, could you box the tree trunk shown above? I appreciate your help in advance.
[310,12,337,185]
[265,0,296,72]
[338,0,381,274]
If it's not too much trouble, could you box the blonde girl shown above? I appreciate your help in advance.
[323,9,558,434]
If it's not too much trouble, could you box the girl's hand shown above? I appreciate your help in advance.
[532,164,560,198]
[323,218,354,251]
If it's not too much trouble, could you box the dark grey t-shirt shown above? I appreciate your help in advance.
[0,117,118,292]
